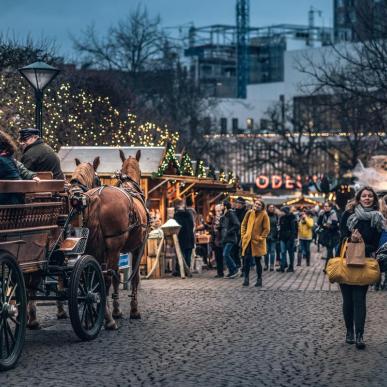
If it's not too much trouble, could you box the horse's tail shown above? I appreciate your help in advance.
[86,196,106,265]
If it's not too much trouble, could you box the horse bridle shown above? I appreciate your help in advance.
[70,171,101,193]
[117,172,142,194]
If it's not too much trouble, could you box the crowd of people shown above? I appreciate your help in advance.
[170,188,387,350]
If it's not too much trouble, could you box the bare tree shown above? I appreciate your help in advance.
[296,1,387,155]
[0,33,61,70]
[72,5,165,72]
[249,101,326,178]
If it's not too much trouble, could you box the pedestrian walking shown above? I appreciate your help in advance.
[220,200,240,278]
[234,196,247,272]
[318,202,340,273]
[277,206,297,272]
[338,186,385,349]
[173,199,195,276]
[264,204,278,271]
[19,127,64,180]
[241,199,270,287]
[211,204,224,278]
[298,209,314,266]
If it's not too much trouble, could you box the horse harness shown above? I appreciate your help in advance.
[83,175,150,240]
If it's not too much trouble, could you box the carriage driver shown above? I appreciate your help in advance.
[19,128,64,180]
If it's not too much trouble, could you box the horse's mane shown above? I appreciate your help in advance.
[71,163,95,188]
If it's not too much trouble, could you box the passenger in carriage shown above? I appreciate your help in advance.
[19,127,64,180]
[0,130,24,204]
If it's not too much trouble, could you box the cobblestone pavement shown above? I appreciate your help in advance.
[2,250,387,387]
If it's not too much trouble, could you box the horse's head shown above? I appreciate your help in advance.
[70,156,101,193]
[119,149,141,185]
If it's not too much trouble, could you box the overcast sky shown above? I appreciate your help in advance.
[1,0,332,60]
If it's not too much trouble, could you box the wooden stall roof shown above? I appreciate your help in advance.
[0,180,65,193]
[58,146,165,176]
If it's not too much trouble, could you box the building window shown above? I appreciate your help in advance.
[232,118,239,134]
[203,116,212,135]
[220,118,227,134]
[247,118,254,130]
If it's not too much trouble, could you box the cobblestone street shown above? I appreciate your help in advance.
[1,252,387,387]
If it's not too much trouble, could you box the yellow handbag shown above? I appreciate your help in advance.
[326,240,381,286]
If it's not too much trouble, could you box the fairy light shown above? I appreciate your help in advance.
[196,160,207,178]
[0,73,179,150]
[153,142,181,177]
[180,151,194,176]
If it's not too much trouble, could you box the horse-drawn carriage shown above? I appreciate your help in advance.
[0,179,106,371]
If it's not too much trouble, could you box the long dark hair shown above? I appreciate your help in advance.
[347,186,379,211]
[0,130,17,155]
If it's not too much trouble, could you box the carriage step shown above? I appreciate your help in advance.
[62,227,89,255]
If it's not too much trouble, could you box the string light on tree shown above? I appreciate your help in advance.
[196,159,207,178]
[154,142,181,177]
[180,151,194,176]
[218,169,227,183]
[0,73,179,150]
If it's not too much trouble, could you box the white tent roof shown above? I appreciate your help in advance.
[58,146,165,175]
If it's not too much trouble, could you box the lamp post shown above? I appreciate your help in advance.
[18,61,60,138]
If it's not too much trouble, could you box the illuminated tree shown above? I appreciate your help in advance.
[0,73,178,150]
[180,151,194,176]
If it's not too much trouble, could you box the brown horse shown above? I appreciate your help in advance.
[70,151,148,330]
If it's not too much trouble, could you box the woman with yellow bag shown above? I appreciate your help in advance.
[338,186,385,349]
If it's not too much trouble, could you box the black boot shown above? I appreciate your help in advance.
[355,333,365,349]
[243,257,250,286]
[345,330,355,344]
[287,266,294,272]
[255,277,262,287]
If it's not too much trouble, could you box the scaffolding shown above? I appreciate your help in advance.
[236,0,249,98]
[184,23,333,98]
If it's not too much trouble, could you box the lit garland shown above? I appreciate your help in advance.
[180,151,194,176]
[218,169,227,183]
[227,171,237,185]
[196,159,207,178]
[0,73,179,150]
[153,142,181,177]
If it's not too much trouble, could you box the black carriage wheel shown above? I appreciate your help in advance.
[0,250,27,371]
[68,255,106,341]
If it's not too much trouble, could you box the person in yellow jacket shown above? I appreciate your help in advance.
[298,209,314,266]
[241,199,270,287]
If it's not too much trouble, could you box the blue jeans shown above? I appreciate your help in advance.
[280,239,295,269]
[223,243,237,274]
[265,240,276,267]
[299,239,311,260]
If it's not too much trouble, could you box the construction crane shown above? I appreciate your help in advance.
[236,0,249,98]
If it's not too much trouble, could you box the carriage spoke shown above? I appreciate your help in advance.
[91,305,98,320]
[80,303,87,323]
[91,282,100,293]
[5,320,15,347]
[9,316,20,326]
[89,270,96,292]
[4,268,13,301]
[6,283,17,303]
[87,305,94,327]
[3,320,10,357]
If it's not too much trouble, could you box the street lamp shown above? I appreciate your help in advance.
[18,61,60,138]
